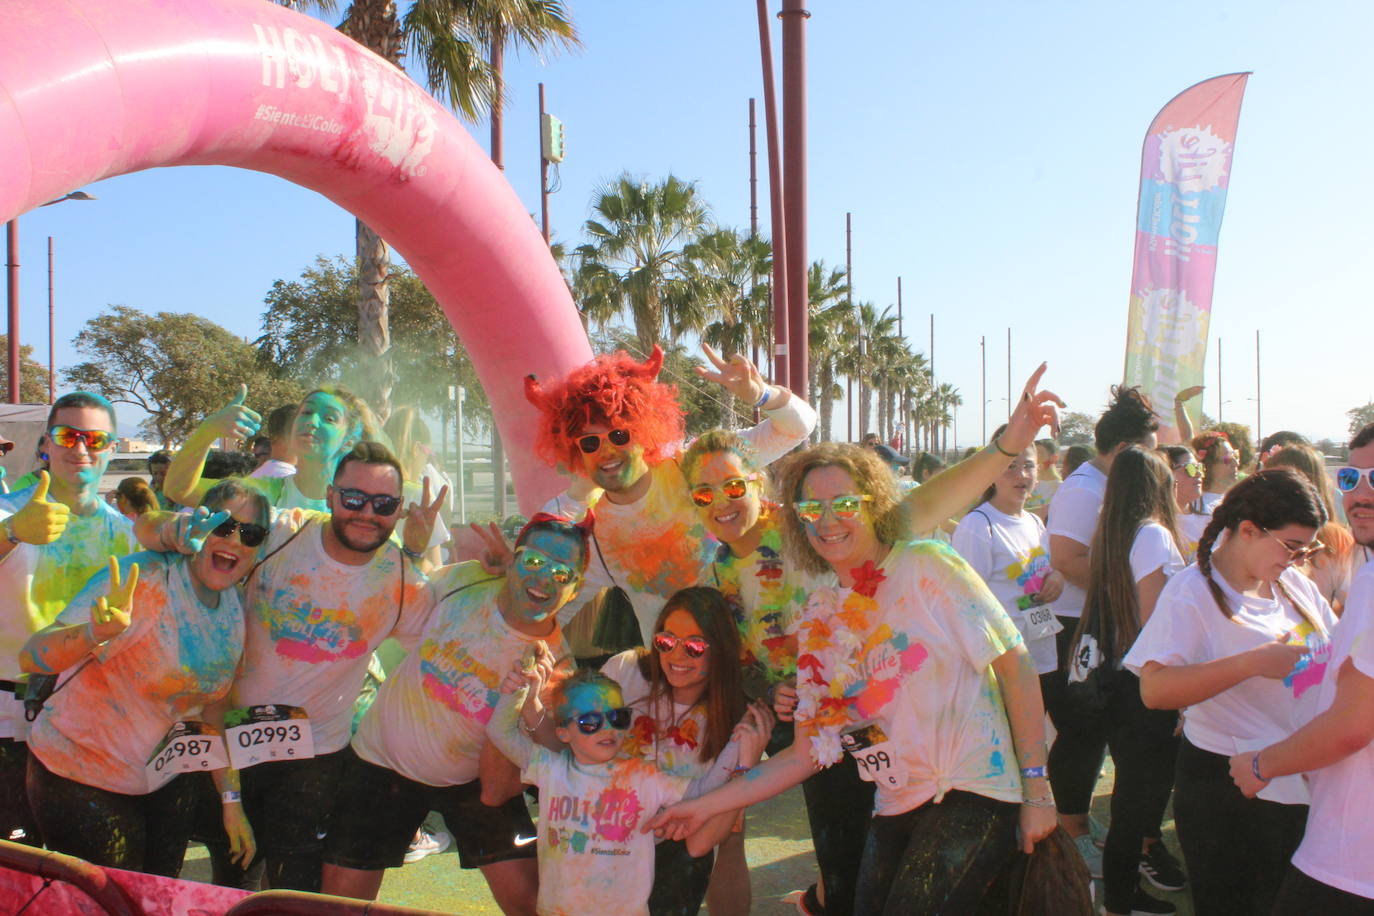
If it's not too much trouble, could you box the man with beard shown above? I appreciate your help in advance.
[137,441,443,891]
[1225,423,1374,911]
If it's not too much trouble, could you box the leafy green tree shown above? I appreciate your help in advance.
[1058,410,1097,446]
[592,330,731,437]
[255,256,490,435]
[1348,403,1374,440]
[574,174,712,353]
[0,335,54,405]
[64,307,302,446]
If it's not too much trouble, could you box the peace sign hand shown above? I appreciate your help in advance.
[173,506,232,555]
[89,556,139,645]
[402,477,449,558]
[1000,363,1067,452]
[469,521,514,575]
[8,471,70,544]
[205,384,262,441]
[694,343,768,405]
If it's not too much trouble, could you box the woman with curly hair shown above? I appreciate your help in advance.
[1127,469,1336,915]
[650,436,1061,913]
[1192,430,1241,513]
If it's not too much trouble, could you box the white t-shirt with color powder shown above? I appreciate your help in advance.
[523,745,689,916]
[794,540,1025,817]
[1125,565,1335,803]
[1291,561,1374,898]
[27,553,244,795]
[0,487,135,738]
[952,505,1062,674]
[1046,463,1108,618]
[234,509,432,755]
[352,563,566,787]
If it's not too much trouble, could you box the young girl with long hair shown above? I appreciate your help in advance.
[602,586,771,915]
[1074,446,1187,916]
[1127,469,1336,915]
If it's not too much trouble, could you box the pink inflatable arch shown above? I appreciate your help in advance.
[0,0,592,512]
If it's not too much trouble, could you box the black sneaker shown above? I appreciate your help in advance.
[1139,842,1187,891]
[1128,887,1177,915]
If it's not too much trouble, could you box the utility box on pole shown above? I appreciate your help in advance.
[540,113,565,163]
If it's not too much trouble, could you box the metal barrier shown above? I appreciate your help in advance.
[226,890,445,916]
[0,838,139,916]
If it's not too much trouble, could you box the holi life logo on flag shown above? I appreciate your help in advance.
[1122,73,1250,439]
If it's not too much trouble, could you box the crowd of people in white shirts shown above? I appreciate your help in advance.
[0,351,1370,916]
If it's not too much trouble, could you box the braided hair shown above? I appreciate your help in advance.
[1194,468,1327,629]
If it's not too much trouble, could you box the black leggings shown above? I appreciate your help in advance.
[1271,866,1374,915]
[26,754,198,876]
[801,748,876,916]
[1043,616,1109,816]
[853,789,1019,915]
[1101,673,1179,915]
[648,838,715,916]
[0,738,42,847]
[1173,737,1308,916]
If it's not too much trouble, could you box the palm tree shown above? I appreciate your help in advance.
[934,382,962,456]
[282,0,577,418]
[838,302,897,440]
[574,174,712,354]
[802,262,851,442]
[688,229,771,355]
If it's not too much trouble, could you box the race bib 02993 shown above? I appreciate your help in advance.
[224,704,314,770]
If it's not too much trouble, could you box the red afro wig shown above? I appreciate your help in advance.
[524,345,685,471]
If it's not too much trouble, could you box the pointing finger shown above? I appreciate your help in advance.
[1020,362,1047,399]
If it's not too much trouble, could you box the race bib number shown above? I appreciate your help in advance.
[224,704,314,770]
[1019,603,1062,641]
[145,721,228,792]
[841,723,907,788]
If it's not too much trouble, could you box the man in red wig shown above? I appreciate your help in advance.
[524,344,815,642]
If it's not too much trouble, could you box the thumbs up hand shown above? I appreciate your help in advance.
[205,384,262,441]
[7,471,70,545]
[89,556,139,644]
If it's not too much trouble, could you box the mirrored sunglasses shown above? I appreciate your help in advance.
[335,487,402,516]
[48,425,115,452]
[689,476,757,507]
[1335,466,1374,493]
[794,494,874,524]
[652,632,709,658]
[564,707,633,735]
[577,429,631,454]
[212,518,269,548]
[516,546,578,585]
[1174,461,1204,478]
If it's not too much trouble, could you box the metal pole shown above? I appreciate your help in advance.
[929,313,935,453]
[846,211,854,440]
[780,0,809,398]
[1217,337,1223,425]
[489,35,507,519]
[981,335,987,444]
[48,236,54,404]
[6,219,17,404]
[538,82,550,245]
[755,0,788,388]
[898,276,904,451]
[455,387,467,523]
[1255,329,1261,442]
[748,98,758,240]
[1007,327,1012,423]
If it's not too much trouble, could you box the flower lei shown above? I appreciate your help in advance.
[715,509,797,682]
[795,560,886,766]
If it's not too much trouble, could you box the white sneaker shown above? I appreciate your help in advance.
[1074,832,1104,879]
[403,827,452,864]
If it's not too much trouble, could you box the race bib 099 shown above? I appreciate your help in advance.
[841,723,908,788]
[224,704,314,770]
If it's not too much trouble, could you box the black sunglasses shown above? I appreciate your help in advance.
[335,487,402,516]
[212,518,269,548]
[563,707,633,735]
[577,429,631,454]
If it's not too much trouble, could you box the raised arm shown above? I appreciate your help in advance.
[698,344,816,466]
[164,385,262,507]
[1171,386,1203,445]
[901,364,1063,535]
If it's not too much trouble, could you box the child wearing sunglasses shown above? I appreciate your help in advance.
[1128,469,1337,915]
[20,479,271,876]
[488,667,747,916]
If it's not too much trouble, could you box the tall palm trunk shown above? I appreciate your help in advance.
[819,361,835,443]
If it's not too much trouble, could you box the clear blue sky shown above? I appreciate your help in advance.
[11,0,1373,445]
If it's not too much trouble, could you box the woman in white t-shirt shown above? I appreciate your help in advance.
[1074,446,1187,916]
[952,433,1066,680]
[602,586,771,916]
[1163,445,1211,561]
[1126,469,1335,916]
[647,442,1064,913]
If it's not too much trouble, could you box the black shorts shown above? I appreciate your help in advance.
[323,749,537,871]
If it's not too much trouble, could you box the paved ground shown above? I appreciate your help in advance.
[180,757,1195,915]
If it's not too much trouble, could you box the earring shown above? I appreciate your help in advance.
[39,452,47,461]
